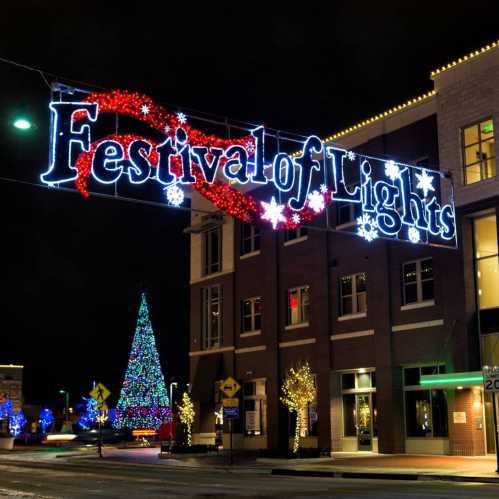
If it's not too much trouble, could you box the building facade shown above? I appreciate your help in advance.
[0,364,23,412]
[188,42,499,455]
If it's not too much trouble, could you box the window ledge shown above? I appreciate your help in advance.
[338,312,367,322]
[284,235,308,247]
[240,330,261,338]
[240,250,261,260]
[401,300,435,311]
[336,221,356,230]
[190,269,233,284]
[462,176,497,188]
[284,322,310,331]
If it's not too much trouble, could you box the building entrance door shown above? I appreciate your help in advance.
[356,394,372,451]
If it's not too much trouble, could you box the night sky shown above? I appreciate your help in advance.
[1,2,499,411]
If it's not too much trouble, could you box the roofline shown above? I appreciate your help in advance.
[430,38,499,78]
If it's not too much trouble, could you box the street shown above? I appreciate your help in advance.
[0,457,498,499]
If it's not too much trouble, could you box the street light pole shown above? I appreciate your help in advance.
[169,382,178,410]
[59,390,69,422]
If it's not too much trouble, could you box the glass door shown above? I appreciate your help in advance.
[356,394,372,451]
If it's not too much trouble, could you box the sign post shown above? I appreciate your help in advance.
[483,366,499,473]
[90,382,111,459]
[220,377,241,465]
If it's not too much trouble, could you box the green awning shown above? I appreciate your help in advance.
[420,371,483,389]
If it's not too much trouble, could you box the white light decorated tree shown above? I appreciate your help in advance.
[280,361,316,454]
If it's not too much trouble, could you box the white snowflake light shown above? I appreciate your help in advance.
[347,150,356,161]
[177,112,187,124]
[385,160,400,181]
[165,184,185,207]
[415,169,435,198]
[357,213,379,242]
[164,124,170,133]
[291,213,301,225]
[261,196,286,230]
[246,141,256,154]
[141,104,150,115]
[408,226,421,244]
[307,190,325,213]
[320,183,328,194]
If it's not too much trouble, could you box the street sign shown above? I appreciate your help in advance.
[222,398,239,408]
[90,382,111,403]
[483,366,499,392]
[223,406,239,419]
[96,401,108,411]
[220,376,241,398]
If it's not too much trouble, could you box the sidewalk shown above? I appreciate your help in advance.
[269,452,499,483]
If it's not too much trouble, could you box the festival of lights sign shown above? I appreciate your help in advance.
[41,89,456,245]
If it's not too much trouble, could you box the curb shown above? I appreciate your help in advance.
[271,468,499,484]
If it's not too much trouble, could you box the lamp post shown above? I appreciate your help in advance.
[59,390,69,422]
[169,382,178,411]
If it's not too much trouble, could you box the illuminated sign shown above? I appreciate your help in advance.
[41,89,456,245]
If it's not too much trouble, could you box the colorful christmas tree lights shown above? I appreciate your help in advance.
[113,293,171,430]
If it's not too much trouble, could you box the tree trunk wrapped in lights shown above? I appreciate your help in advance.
[113,293,171,430]
[280,362,316,454]
[177,392,195,446]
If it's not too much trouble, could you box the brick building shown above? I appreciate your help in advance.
[187,41,499,455]
[0,364,23,412]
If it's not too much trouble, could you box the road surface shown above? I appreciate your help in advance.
[0,457,498,498]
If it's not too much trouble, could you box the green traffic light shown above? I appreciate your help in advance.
[13,118,32,130]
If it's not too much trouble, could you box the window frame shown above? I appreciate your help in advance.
[202,284,223,350]
[241,296,262,334]
[202,227,222,276]
[473,213,499,311]
[403,365,448,438]
[401,258,434,307]
[286,285,310,327]
[284,226,308,244]
[336,201,362,228]
[240,222,261,257]
[243,379,267,436]
[339,272,367,318]
[462,118,496,185]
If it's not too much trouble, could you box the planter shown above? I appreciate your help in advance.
[0,437,15,450]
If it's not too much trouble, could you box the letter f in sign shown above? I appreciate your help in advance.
[41,101,98,185]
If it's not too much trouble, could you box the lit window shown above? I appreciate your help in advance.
[287,286,310,326]
[202,285,222,349]
[241,223,260,255]
[402,258,434,305]
[473,214,499,310]
[403,365,448,438]
[339,273,367,316]
[241,297,262,333]
[202,228,222,275]
[284,226,308,243]
[340,371,377,439]
[462,119,495,184]
[243,380,267,436]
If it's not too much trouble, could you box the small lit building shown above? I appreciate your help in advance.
[187,41,499,455]
[0,364,23,412]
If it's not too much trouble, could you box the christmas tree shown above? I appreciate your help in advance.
[113,293,171,430]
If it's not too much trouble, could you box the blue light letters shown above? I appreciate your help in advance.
[41,100,456,244]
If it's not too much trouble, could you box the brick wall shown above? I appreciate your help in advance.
[448,388,486,456]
